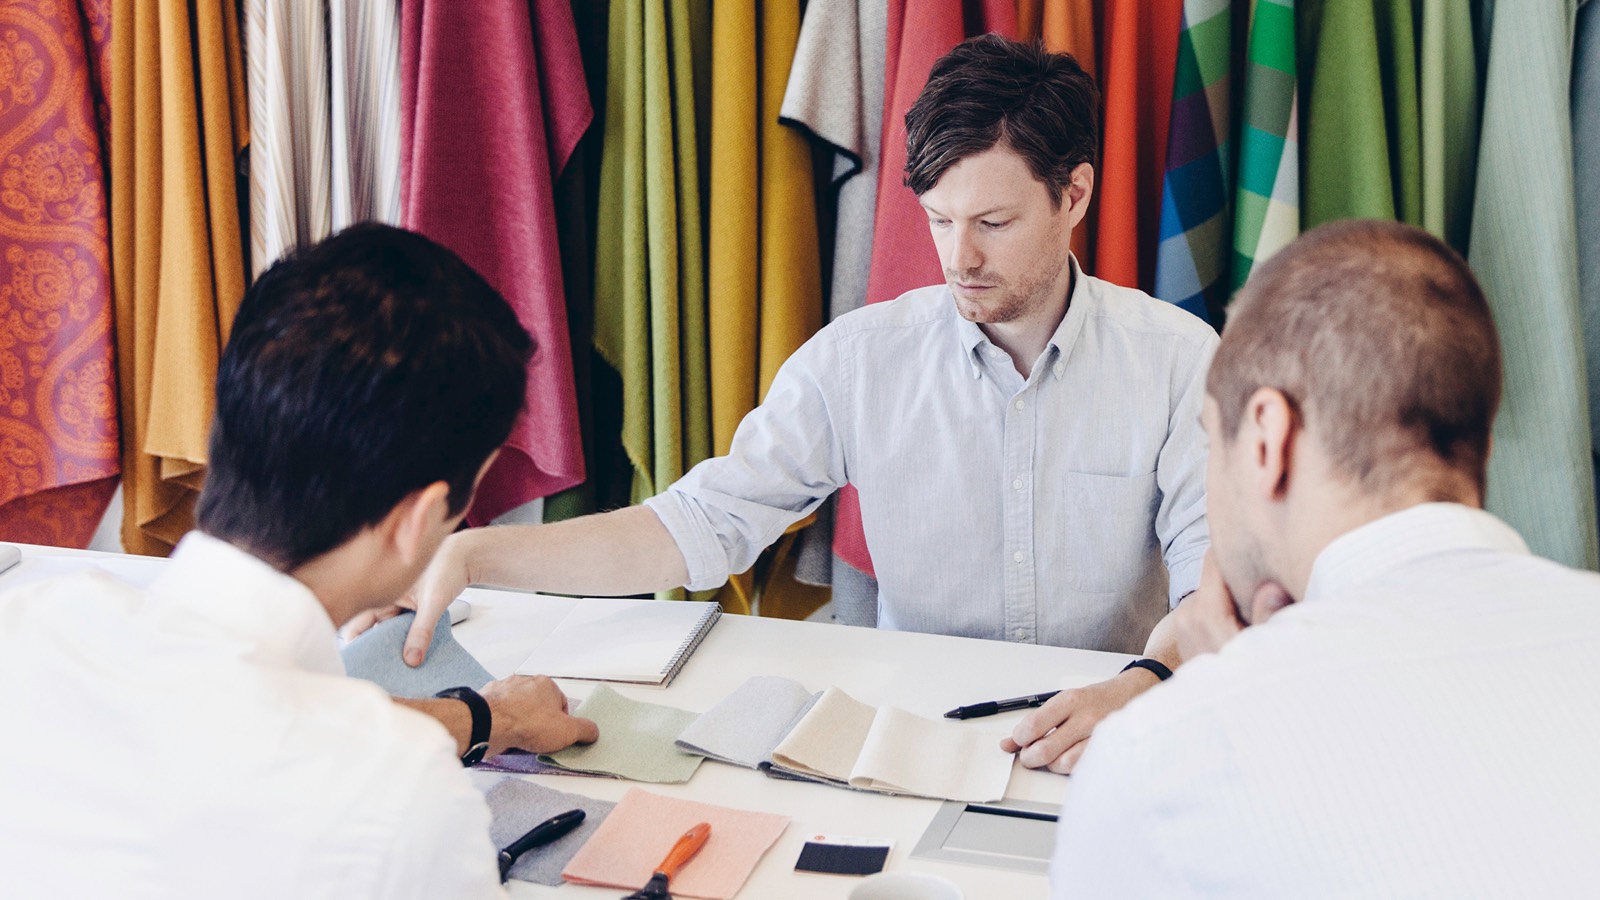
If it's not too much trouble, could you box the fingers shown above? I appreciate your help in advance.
[341,608,380,641]
[1046,738,1089,775]
[568,715,599,746]
[402,613,439,667]
[1017,717,1091,770]
[1009,691,1077,749]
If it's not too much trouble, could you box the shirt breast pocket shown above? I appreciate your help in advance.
[1059,470,1159,593]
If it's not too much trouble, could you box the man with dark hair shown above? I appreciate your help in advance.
[401,35,1216,773]
[0,224,597,899]
[1051,221,1600,895]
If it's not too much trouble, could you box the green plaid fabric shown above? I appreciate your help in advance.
[1231,0,1298,295]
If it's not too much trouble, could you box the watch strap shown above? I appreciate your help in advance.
[1121,658,1174,681]
[433,686,491,766]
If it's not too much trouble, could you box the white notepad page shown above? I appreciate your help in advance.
[515,597,719,685]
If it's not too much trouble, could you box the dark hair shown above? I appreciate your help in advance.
[1209,220,1502,497]
[197,223,532,570]
[903,34,1099,206]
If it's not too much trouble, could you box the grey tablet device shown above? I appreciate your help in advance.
[910,798,1061,874]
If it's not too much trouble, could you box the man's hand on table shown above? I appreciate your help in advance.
[999,668,1161,773]
[482,674,598,756]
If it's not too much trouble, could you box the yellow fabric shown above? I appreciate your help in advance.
[707,0,822,456]
[1019,0,1097,268]
[111,0,249,555]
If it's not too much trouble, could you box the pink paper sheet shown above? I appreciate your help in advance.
[561,788,788,899]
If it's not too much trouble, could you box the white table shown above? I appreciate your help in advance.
[4,544,1129,899]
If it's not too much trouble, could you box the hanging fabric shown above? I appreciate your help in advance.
[1017,0,1097,269]
[1299,0,1422,227]
[837,0,1015,585]
[399,0,590,524]
[1578,0,1600,531]
[591,0,711,506]
[109,0,250,555]
[1231,0,1299,296]
[1470,0,1597,569]
[0,0,118,547]
[244,0,332,276]
[1417,0,1480,254]
[780,0,887,322]
[329,0,403,229]
[1094,0,1184,292]
[1153,0,1234,325]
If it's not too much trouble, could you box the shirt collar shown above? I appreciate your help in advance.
[149,531,345,677]
[1303,503,1529,604]
[953,253,1092,382]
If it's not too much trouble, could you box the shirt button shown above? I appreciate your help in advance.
[1012,477,1023,490]
[1014,628,1026,641]
[1013,550,1024,564]
[1014,399,1025,411]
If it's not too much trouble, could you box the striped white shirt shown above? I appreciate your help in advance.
[1053,503,1600,897]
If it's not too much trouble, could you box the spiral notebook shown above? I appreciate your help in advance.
[515,598,721,686]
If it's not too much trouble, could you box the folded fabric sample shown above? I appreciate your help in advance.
[340,611,491,699]
[482,777,616,886]
[769,687,1014,802]
[477,750,603,777]
[538,685,705,783]
[562,787,788,900]
[675,675,820,768]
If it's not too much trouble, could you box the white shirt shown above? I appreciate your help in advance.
[0,533,506,900]
[646,259,1217,652]
[1052,503,1600,898]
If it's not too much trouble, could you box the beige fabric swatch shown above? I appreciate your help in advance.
[561,787,788,900]
[770,687,1014,802]
[538,685,705,783]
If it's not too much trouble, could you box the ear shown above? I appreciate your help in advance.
[382,481,453,568]
[1064,162,1094,231]
[1241,387,1298,503]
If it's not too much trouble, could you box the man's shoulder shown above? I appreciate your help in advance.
[1081,275,1219,354]
[825,285,953,339]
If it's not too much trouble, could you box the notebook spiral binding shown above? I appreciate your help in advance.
[659,603,723,686]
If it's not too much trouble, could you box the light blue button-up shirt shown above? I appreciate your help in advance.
[644,263,1217,653]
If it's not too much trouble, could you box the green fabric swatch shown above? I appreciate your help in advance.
[539,685,706,783]
[1232,0,1299,294]
[1418,0,1481,254]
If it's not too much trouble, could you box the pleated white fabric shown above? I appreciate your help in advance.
[330,0,403,229]
[246,0,334,277]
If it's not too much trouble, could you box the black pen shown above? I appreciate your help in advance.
[498,808,586,883]
[944,690,1060,720]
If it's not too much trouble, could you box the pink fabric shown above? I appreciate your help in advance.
[561,788,788,900]
[0,0,118,547]
[836,0,1017,575]
[399,0,590,522]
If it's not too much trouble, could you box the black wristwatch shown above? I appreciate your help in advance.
[434,686,492,766]
[1121,658,1174,681]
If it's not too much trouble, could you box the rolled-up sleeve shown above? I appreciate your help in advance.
[643,332,851,592]
[1154,334,1217,607]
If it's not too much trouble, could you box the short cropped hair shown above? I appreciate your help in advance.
[1208,220,1502,496]
[904,34,1099,207]
[197,224,532,570]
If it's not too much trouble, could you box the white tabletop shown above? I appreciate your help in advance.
[3,544,1125,899]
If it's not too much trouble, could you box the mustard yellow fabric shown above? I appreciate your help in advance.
[111,0,249,554]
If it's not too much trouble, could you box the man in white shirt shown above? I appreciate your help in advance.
[1051,220,1600,896]
[396,34,1218,774]
[0,224,598,899]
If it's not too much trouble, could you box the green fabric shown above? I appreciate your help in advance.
[1469,0,1598,569]
[1299,0,1421,226]
[591,0,710,510]
[1232,0,1298,295]
[1418,0,1481,253]
[538,685,706,783]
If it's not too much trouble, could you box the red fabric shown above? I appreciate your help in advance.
[0,0,118,548]
[1091,0,1183,292]
[400,0,591,523]
[837,0,1017,576]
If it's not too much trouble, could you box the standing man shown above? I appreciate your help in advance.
[402,35,1218,772]
[1052,221,1600,895]
[0,225,597,899]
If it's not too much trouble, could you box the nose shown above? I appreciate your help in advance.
[949,224,983,275]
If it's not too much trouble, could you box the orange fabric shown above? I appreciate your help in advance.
[110,0,249,555]
[1019,0,1100,269]
[838,0,1016,576]
[1093,0,1183,292]
[0,0,119,548]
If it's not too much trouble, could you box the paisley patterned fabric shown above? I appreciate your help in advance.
[0,0,117,548]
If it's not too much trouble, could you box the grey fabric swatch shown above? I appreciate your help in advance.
[538,685,705,783]
[340,611,491,699]
[675,675,820,768]
[477,750,603,777]
[481,777,615,886]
